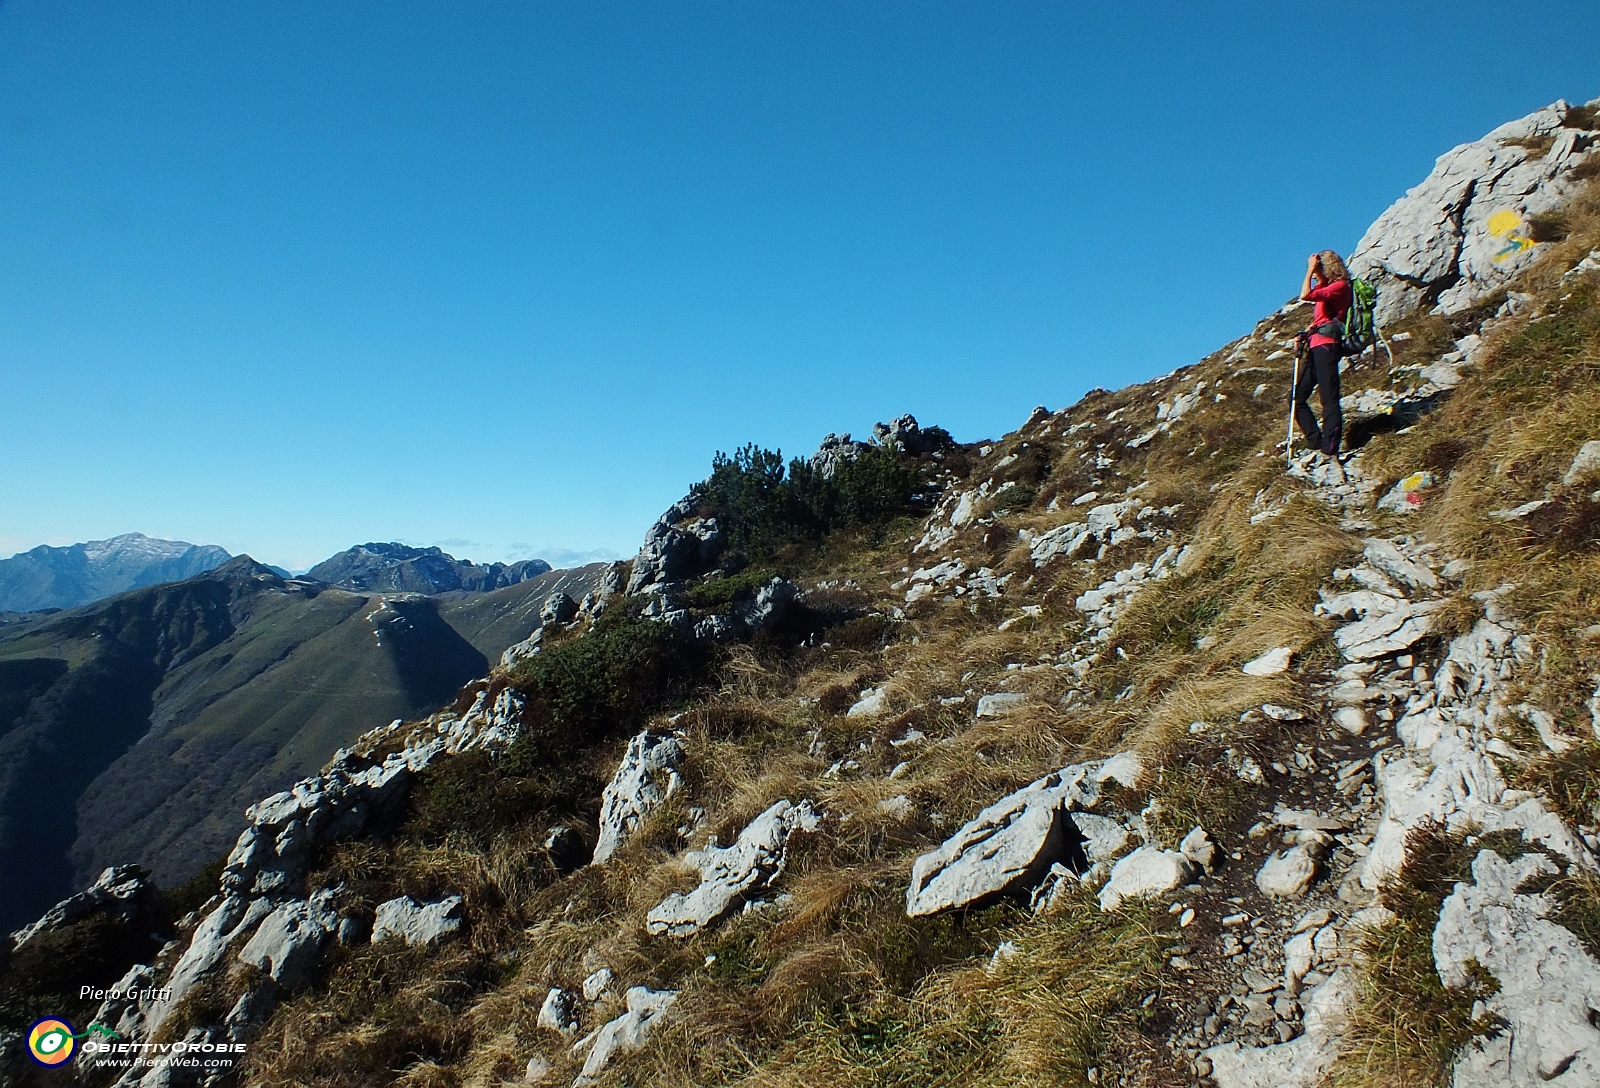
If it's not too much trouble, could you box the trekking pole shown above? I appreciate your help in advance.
[1285,350,1300,467]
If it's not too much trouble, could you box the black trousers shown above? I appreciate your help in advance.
[1293,344,1342,455]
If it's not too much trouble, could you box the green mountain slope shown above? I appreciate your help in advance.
[0,559,606,930]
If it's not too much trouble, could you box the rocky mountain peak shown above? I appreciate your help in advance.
[305,542,553,595]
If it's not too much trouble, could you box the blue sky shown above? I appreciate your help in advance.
[1,2,1597,572]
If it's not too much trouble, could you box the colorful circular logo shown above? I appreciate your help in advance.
[27,1018,76,1066]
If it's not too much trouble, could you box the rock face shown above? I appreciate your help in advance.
[905,754,1141,918]
[810,433,870,478]
[872,414,952,455]
[541,592,579,626]
[237,892,340,987]
[626,499,724,595]
[1435,850,1600,1087]
[221,745,433,899]
[572,987,678,1086]
[1351,98,1600,323]
[371,895,464,947]
[9,864,160,950]
[646,800,819,936]
[592,731,686,865]
[733,575,796,633]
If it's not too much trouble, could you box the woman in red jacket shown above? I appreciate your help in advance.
[1295,250,1353,456]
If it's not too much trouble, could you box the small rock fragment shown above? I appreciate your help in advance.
[1243,647,1293,677]
[1098,847,1197,910]
[1257,846,1320,897]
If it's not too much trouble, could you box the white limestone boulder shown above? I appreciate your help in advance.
[1436,850,1600,1087]
[646,800,818,936]
[1335,599,1443,661]
[1257,845,1320,898]
[1180,826,1218,870]
[1097,846,1196,910]
[1242,647,1293,677]
[905,754,1141,918]
[975,692,1028,718]
[371,894,464,947]
[237,892,340,988]
[592,731,685,865]
[846,686,890,717]
[538,987,579,1035]
[571,987,678,1086]
[1562,440,1600,487]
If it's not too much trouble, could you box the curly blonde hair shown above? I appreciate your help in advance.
[1317,249,1350,284]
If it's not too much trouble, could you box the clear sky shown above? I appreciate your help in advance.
[1,2,1596,572]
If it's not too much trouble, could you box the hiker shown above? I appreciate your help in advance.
[1293,250,1353,456]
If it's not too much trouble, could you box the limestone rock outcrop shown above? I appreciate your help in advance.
[592,731,686,865]
[237,892,340,988]
[9,864,160,950]
[626,499,724,595]
[1351,98,1600,323]
[572,987,678,1086]
[905,754,1142,918]
[1435,850,1600,1087]
[371,894,464,947]
[646,800,819,936]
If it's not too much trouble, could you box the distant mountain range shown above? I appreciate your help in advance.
[0,535,558,615]
[0,533,235,612]
[305,542,552,594]
[0,554,608,930]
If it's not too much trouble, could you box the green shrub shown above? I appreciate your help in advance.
[163,856,227,918]
[685,567,778,609]
[504,615,703,770]
[690,443,918,561]
[991,481,1037,513]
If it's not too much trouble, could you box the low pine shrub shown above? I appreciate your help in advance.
[504,614,705,770]
[691,443,918,561]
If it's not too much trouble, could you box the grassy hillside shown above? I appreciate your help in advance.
[165,175,1600,1088]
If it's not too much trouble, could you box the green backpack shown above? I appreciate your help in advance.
[1341,278,1392,365]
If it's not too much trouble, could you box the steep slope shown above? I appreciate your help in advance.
[8,97,1600,1088]
[0,532,233,612]
[306,542,552,594]
[0,560,608,930]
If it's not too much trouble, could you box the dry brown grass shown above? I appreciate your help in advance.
[214,174,1600,1088]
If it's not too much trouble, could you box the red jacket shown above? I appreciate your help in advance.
[1307,279,1352,348]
